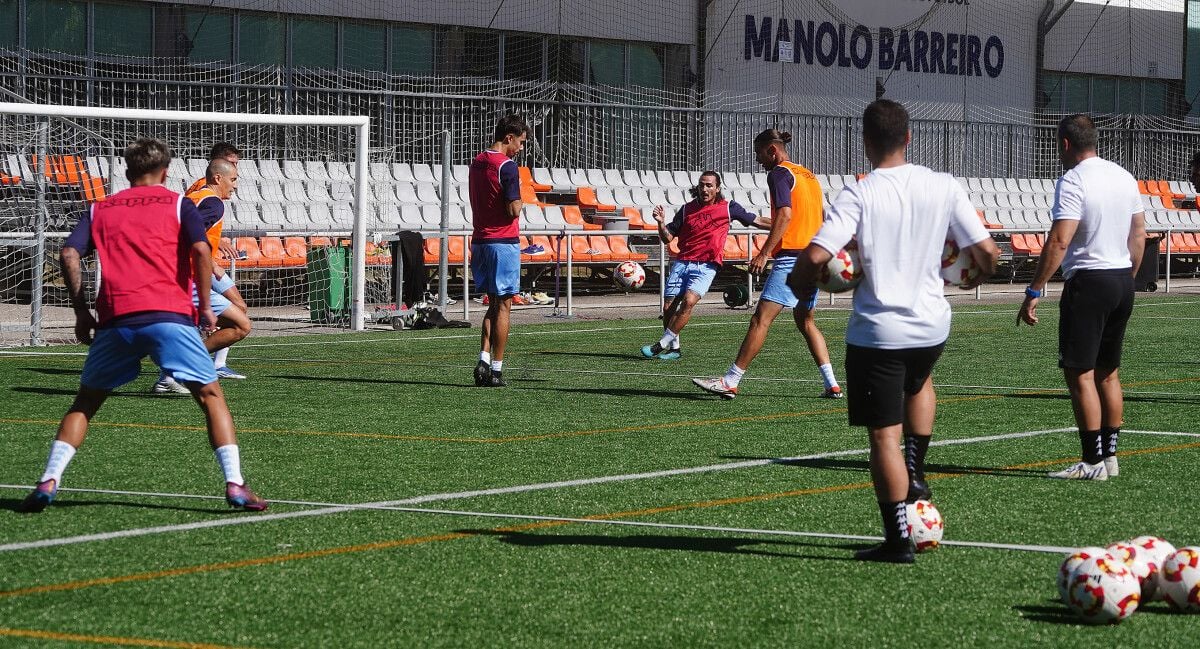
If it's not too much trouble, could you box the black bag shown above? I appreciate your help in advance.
[390,231,427,308]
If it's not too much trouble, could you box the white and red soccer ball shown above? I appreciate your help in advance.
[816,241,862,293]
[1063,555,1142,624]
[1106,541,1156,600]
[613,261,646,290]
[940,238,982,287]
[1160,546,1200,612]
[1129,535,1178,601]
[906,499,944,552]
[1058,547,1113,604]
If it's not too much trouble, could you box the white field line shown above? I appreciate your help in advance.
[1126,429,1200,438]
[0,427,1078,553]
[1,297,1194,357]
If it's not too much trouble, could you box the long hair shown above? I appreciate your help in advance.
[688,170,725,202]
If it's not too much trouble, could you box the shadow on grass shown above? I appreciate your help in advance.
[535,350,644,362]
[0,497,228,515]
[720,455,1050,479]
[18,367,84,376]
[268,374,524,390]
[460,528,862,562]
[10,386,176,400]
[995,391,1200,406]
[1012,603,1087,626]
[533,385,711,400]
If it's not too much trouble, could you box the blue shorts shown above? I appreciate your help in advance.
[80,322,218,390]
[192,274,235,316]
[470,242,520,297]
[760,255,819,310]
[665,261,719,299]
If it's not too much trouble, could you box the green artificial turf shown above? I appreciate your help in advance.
[1,296,1198,647]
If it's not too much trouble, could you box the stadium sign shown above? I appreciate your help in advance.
[744,16,1005,79]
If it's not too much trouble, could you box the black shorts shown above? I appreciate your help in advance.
[845,343,945,428]
[1058,269,1134,370]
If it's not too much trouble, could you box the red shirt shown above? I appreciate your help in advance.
[667,199,757,264]
[469,150,521,242]
[65,185,207,327]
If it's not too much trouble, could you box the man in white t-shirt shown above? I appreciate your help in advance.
[1017,114,1147,481]
[787,100,999,563]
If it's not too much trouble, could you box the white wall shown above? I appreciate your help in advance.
[1043,1,1184,79]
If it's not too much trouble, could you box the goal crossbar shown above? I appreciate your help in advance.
[0,102,373,331]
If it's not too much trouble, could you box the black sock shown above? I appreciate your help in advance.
[1101,426,1120,458]
[904,435,931,481]
[1079,429,1104,465]
[878,500,909,544]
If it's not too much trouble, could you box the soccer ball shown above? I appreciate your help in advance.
[1129,535,1177,601]
[906,499,944,552]
[815,241,862,293]
[940,238,982,287]
[1064,556,1141,624]
[613,261,646,289]
[1106,541,1156,600]
[1160,547,1200,612]
[1058,547,1113,604]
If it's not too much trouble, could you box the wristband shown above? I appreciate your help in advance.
[1024,286,1042,299]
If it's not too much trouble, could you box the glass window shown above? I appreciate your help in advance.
[1063,75,1090,113]
[292,17,337,69]
[590,42,625,86]
[460,30,499,78]
[550,39,586,84]
[239,13,285,66]
[628,45,664,89]
[1091,77,1116,114]
[1118,78,1141,114]
[663,44,692,91]
[343,22,386,72]
[1041,73,1063,113]
[27,0,86,54]
[1144,80,1168,115]
[392,25,433,76]
[0,0,18,48]
[95,2,154,57]
[504,34,543,82]
[184,9,232,62]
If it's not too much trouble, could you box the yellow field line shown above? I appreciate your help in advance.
[5,440,1198,602]
[0,627,256,649]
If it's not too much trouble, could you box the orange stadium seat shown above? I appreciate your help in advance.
[309,236,333,249]
[577,186,616,212]
[570,235,610,262]
[234,237,264,267]
[520,166,552,193]
[423,238,440,264]
[1136,180,1150,194]
[363,241,391,266]
[750,235,769,257]
[606,236,647,262]
[529,235,560,262]
[260,237,302,267]
[446,235,468,264]
[563,205,601,230]
[723,234,748,261]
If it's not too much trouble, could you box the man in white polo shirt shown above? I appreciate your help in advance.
[787,99,999,563]
[1018,114,1147,481]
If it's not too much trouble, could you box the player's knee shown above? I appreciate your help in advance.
[190,380,225,404]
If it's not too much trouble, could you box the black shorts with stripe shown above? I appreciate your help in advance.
[1058,268,1134,370]
[845,343,945,428]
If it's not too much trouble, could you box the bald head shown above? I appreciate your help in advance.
[206,158,238,200]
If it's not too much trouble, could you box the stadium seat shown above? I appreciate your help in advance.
[451,164,470,184]
[326,162,353,182]
[586,169,608,187]
[391,163,415,183]
[370,182,396,203]
[607,235,647,262]
[363,241,391,266]
[399,204,424,229]
[639,170,661,188]
[257,180,285,202]
[655,170,676,188]
[522,205,549,229]
[305,180,335,203]
[630,188,651,207]
[646,188,668,205]
[282,180,309,203]
[261,236,303,267]
[446,235,467,264]
[750,235,769,256]
[520,166,551,193]
[231,202,260,228]
[530,234,561,261]
[284,236,308,262]
[578,186,616,212]
[302,161,330,181]
[256,160,285,180]
[369,162,393,182]
[412,164,436,184]
[377,203,404,228]
[551,168,574,189]
[234,237,265,267]
[531,167,554,187]
[566,235,607,263]
[603,169,624,187]
[423,238,440,264]
[544,205,583,231]
[621,170,644,188]
[620,207,650,231]
[420,205,444,226]
[672,171,693,188]
[723,234,747,261]
[260,203,287,227]
[308,204,336,228]
[331,202,355,227]
[448,204,471,229]
[416,182,440,204]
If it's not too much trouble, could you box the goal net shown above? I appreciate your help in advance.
[0,103,371,348]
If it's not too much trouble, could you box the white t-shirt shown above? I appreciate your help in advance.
[1052,156,1142,279]
[812,164,990,349]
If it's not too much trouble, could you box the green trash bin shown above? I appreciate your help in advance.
[307,245,350,323]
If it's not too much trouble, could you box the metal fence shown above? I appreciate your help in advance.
[5,56,1200,178]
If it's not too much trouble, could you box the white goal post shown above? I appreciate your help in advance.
[0,102,373,333]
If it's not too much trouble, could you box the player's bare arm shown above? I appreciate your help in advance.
[60,245,96,344]
[506,198,522,221]
[1127,212,1148,277]
[652,205,674,243]
[1018,218,1078,326]
[752,206,791,274]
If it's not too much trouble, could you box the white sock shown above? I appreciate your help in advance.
[39,440,76,484]
[491,360,503,373]
[671,332,680,350]
[213,347,230,368]
[723,364,746,388]
[214,444,245,486]
[479,351,491,365]
[657,329,678,349]
[818,363,838,390]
